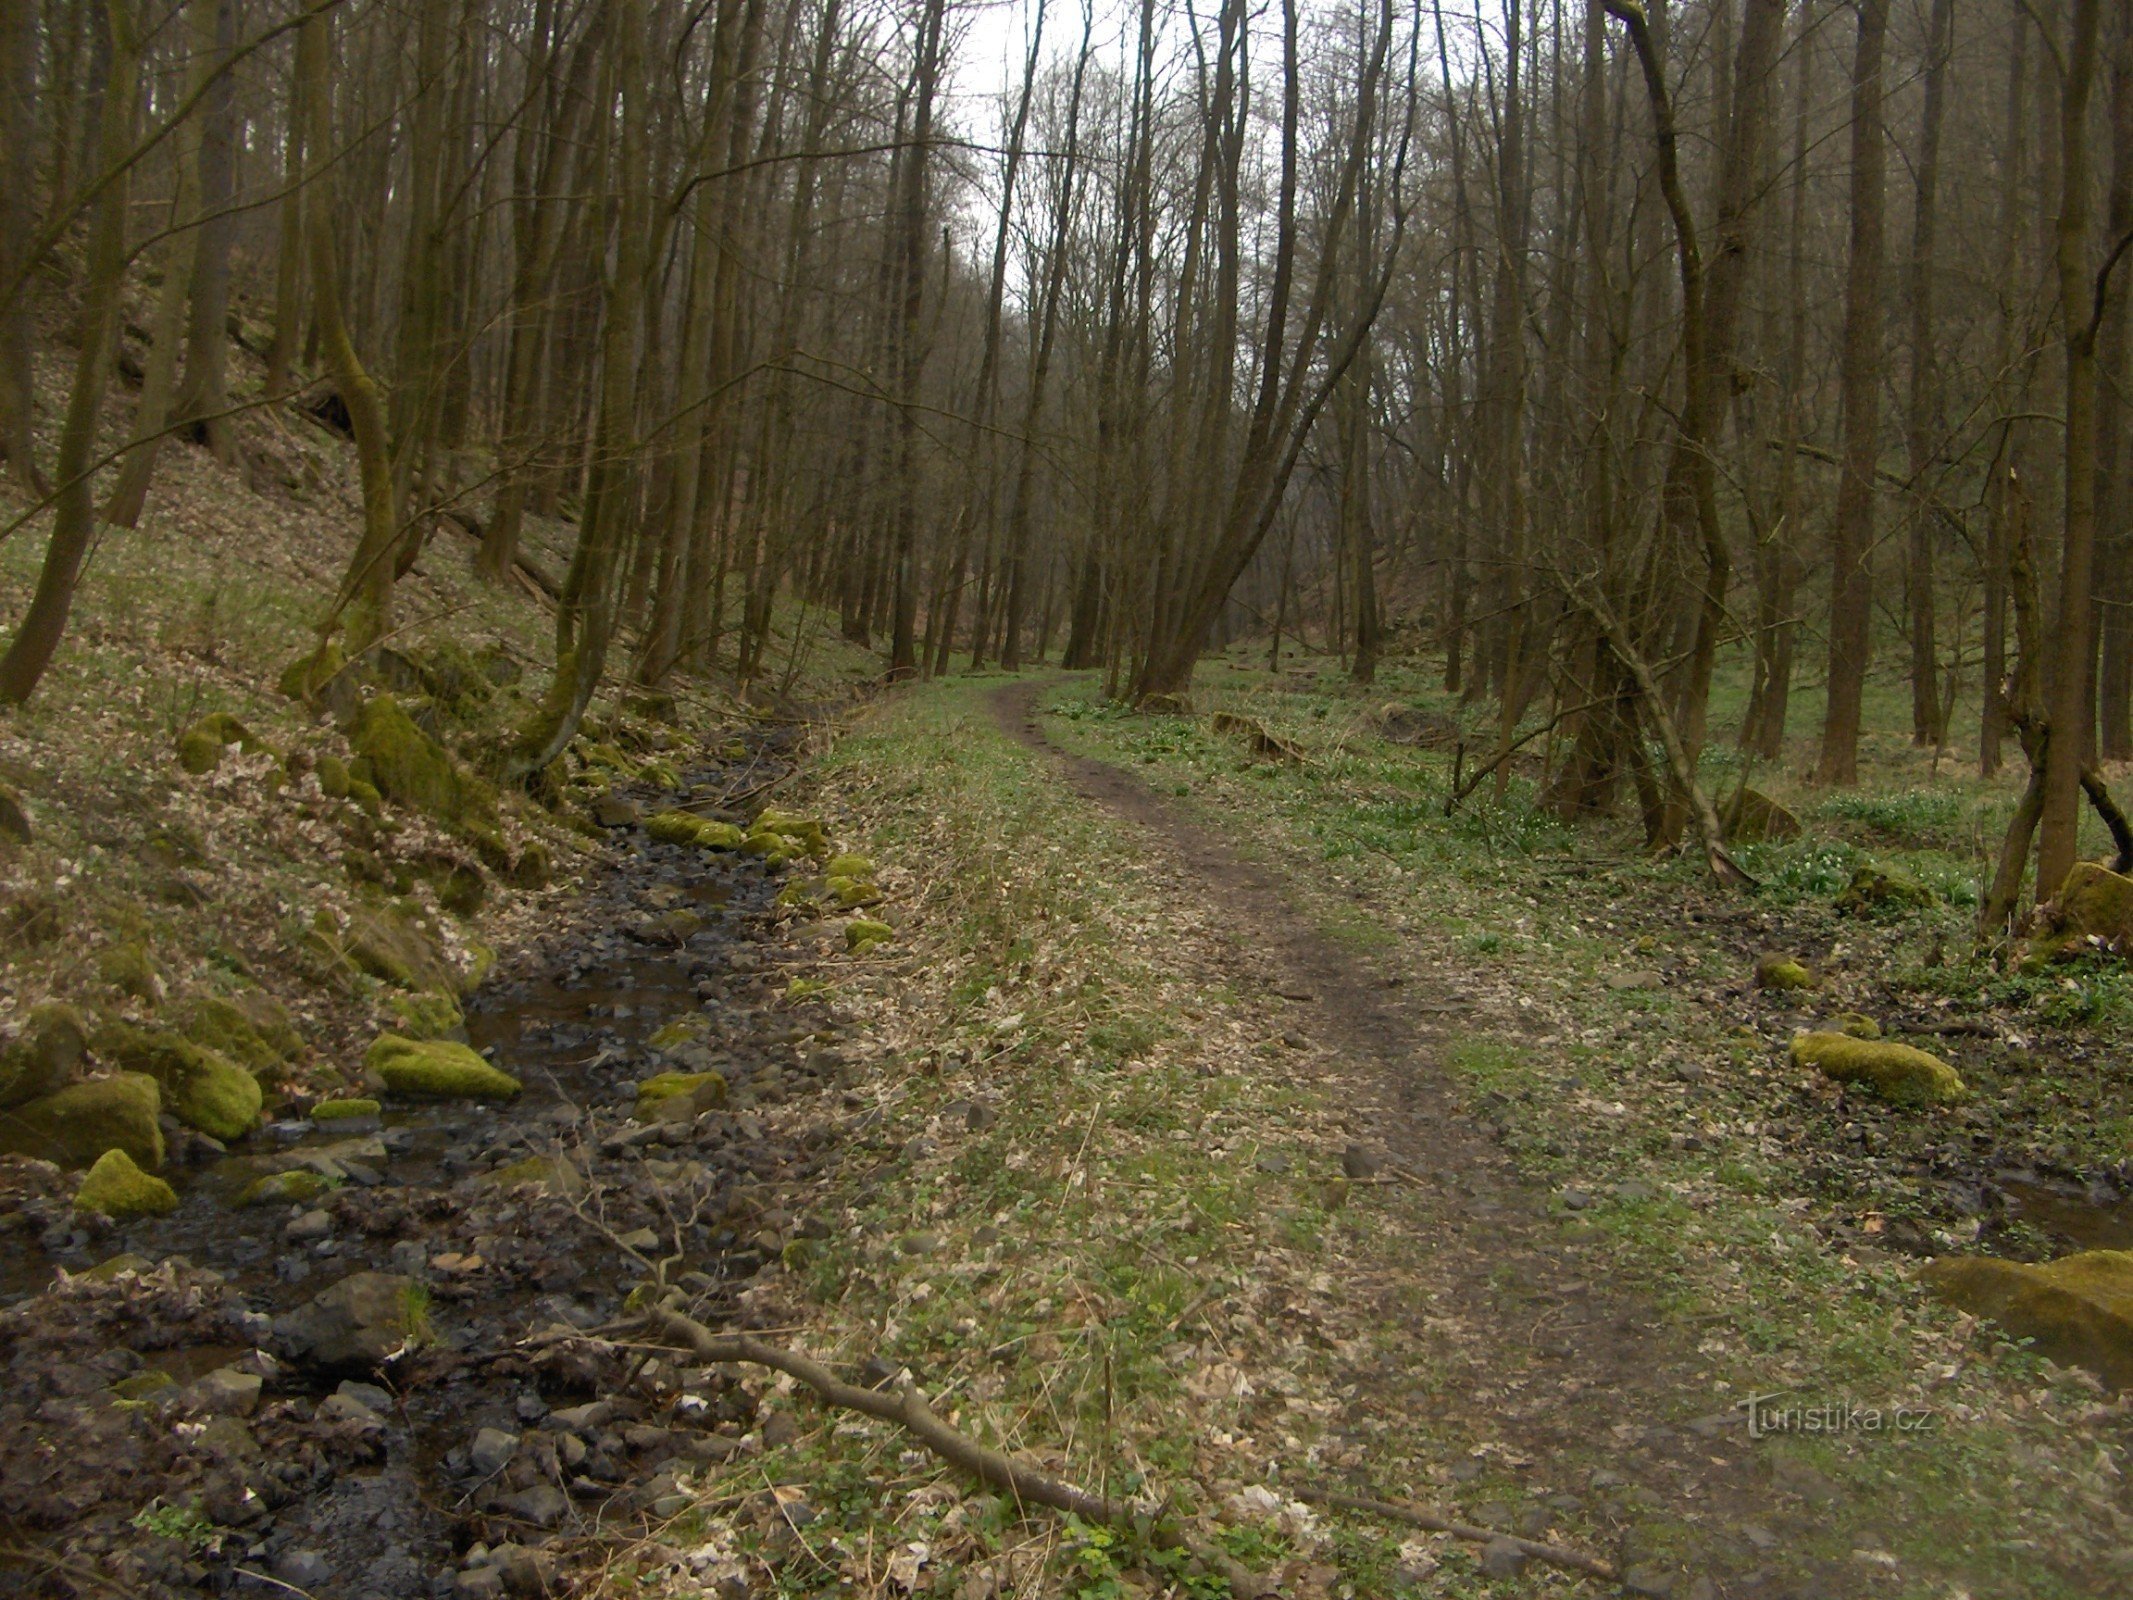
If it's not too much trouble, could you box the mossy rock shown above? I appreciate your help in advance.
[179,995,298,1081]
[340,903,460,993]
[315,753,352,799]
[2027,862,2133,966]
[175,712,257,775]
[75,1149,179,1218]
[349,694,502,845]
[94,1022,262,1140]
[481,1154,585,1198]
[1721,786,1803,845]
[824,875,881,909]
[1922,1250,2133,1389]
[312,1097,381,1123]
[0,1001,90,1108]
[751,808,830,859]
[1835,863,1937,917]
[236,1168,334,1208]
[348,778,384,816]
[1834,1011,1882,1040]
[741,830,792,867]
[278,639,347,704]
[367,1034,520,1100]
[824,854,875,880]
[385,989,464,1040]
[634,1070,726,1121]
[647,810,706,846]
[110,1367,176,1399]
[647,1014,710,1054]
[98,939,162,1002]
[845,918,893,955]
[1789,1031,1966,1107]
[697,821,746,850]
[413,640,496,719]
[508,840,553,889]
[0,1072,165,1169]
[1754,953,1815,992]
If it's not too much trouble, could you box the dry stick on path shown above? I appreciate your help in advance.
[645,1303,1618,1582]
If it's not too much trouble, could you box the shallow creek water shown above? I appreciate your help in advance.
[0,733,864,1596]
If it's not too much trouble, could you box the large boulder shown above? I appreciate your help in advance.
[0,1072,165,1169]
[94,1022,262,1140]
[367,1034,520,1100]
[348,695,507,868]
[275,1271,424,1372]
[1789,1031,1966,1107]
[75,1148,179,1218]
[1922,1251,2133,1389]
[2026,862,2133,965]
[0,1001,89,1108]
[339,902,462,993]
[179,994,301,1081]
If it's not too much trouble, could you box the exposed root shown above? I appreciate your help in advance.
[1290,1485,1619,1581]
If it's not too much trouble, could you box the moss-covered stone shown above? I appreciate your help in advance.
[481,1154,585,1197]
[634,1070,726,1120]
[366,1034,520,1100]
[1922,1250,2133,1388]
[179,995,296,1080]
[110,1367,177,1398]
[845,918,894,955]
[824,853,874,880]
[342,903,460,993]
[278,639,347,704]
[312,1097,381,1123]
[414,640,495,719]
[1834,1011,1882,1040]
[98,939,162,1002]
[1790,1031,1966,1107]
[508,840,553,889]
[697,821,746,850]
[348,778,384,816]
[1835,863,1937,917]
[646,810,709,846]
[315,753,352,799]
[0,1073,164,1169]
[751,808,830,859]
[0,1001,89,1108]
[75,1149,178,1218]
[94,1022,262,1140]
[349,695,502,843]
[2027,862,2133,965]
[647,1014,710,1054]
[1720,786,1803,845]
[385,989,463,1040]
[824,875,881,909]
[175,712,255,776]
[1753,952,1815,991]
[236,1168,334,1208]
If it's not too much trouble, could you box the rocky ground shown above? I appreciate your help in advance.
[0,724,909,1598]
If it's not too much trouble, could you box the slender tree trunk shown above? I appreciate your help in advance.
[171,0,237,459]
[1815,0,1889,786]
[0,0,138,704]
[0,0,42,493]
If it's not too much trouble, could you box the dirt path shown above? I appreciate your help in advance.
[992,679,1870,1600]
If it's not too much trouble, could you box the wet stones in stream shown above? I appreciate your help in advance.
[0,759,877,1597]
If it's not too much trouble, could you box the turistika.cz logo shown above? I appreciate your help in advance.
[1737,1393,1937,1439]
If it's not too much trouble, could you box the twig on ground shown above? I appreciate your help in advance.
[1289,1485,1618,1580]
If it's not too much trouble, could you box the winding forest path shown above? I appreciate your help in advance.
[989,679,1861,1600]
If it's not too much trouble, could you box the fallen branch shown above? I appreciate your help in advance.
[1289,1485,1618,1581]
[1210,711,1310,765]
[645,1304,1131,1525]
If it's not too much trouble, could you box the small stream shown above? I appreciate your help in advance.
[1,725,866,1596]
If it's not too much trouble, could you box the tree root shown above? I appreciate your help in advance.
[1289,1486,1618,1581]
[645,1303,1131,1524]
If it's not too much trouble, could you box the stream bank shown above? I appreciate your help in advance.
[0,719,887,1599]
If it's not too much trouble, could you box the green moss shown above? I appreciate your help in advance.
[277,639,346,703]
[236,1168,333,1208]
[179,995,296,1080]
[1835,1011,1882,1040]
[111,1368,176,1399]
[1922,1250,2133,1389]
[385,989,463,1039]
[414,640,495,719]
[349,694,501,844]
[697,821,746,850]
[314,753,351,798]
[311,1097,381,1122]
[751,808,830,859]
[1834,863,1937,917]
[75,1149,179,1218]
[175,713,256,775]
[1789,1031,1967,1107]
[1754,953,1815,991]
[508,840,553,888]
[845,918,894,954]
[2027,862,2133,966]
[0,1001,90,1108]
[824,875,881,908]
[647,811,745,851]
[0,1072,164,1168]
[634,1070,726,1119]
[481,1154,585,1197]
[348,778,383,815]
[366,1034,520,1100]
[339,903,459,992]
[94,1022,262,1140]
[647,1014,710,1053]
[98,939,162,1002]
[825,853,874,880]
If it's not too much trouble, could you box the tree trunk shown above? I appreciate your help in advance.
[171,0,237,459]
[1903,0,1953,746]
[0,0,42,494]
